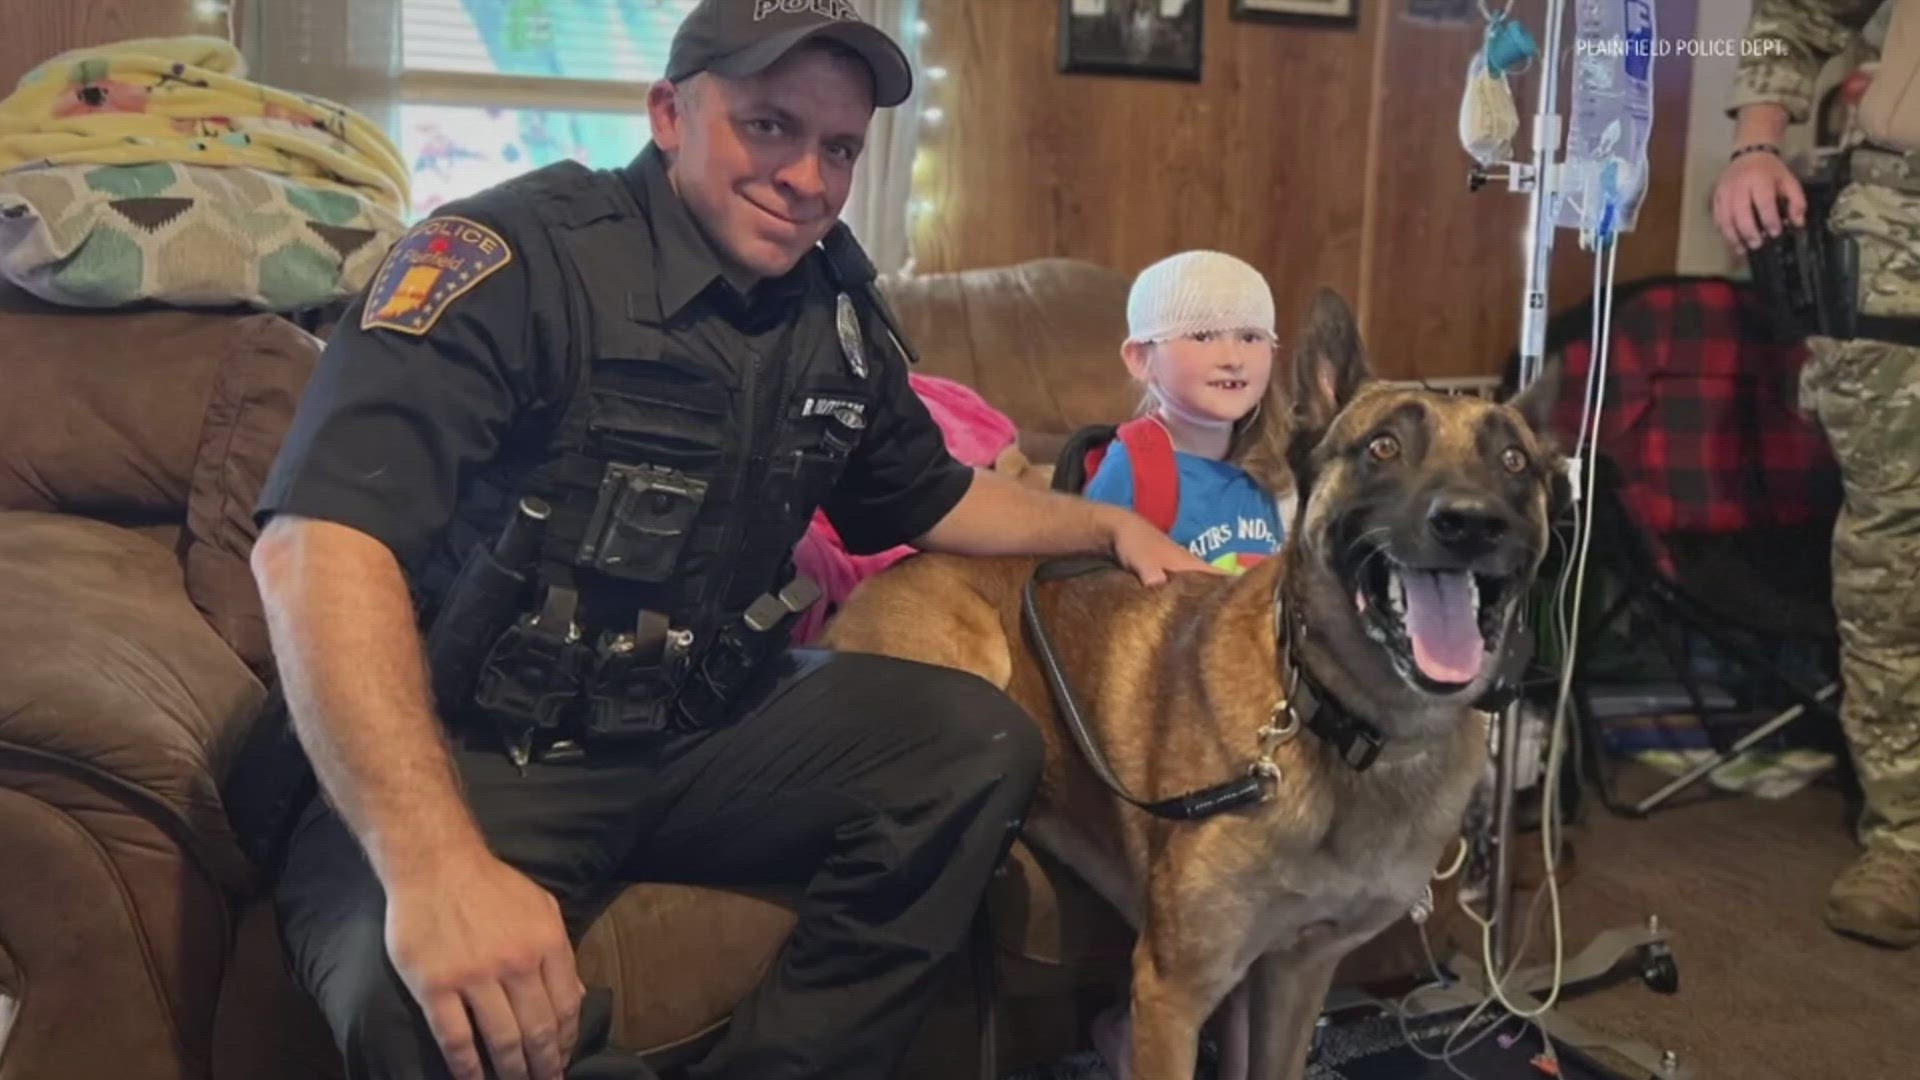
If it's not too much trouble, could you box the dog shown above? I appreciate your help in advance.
[821,290,1565,1080]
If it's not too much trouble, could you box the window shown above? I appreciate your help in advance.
[398,0,700,218]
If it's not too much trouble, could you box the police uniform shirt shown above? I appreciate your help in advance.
[257,143,975,584]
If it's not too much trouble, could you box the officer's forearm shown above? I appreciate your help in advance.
[252,517,488,885]
[1734,103,1791,149]
[914,468,1128,557]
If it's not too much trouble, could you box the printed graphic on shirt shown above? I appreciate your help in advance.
[361,216,512,336]
[1083,442,1283,577]
[1188,516,1280,572]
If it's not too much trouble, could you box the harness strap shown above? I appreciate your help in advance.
[1022,557,1269,821]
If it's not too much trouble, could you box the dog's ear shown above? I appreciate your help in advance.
[1289,288,1374,436]
[1505,354,1575,519]
[1505,352,1561,442]
[1547,458,1575,520]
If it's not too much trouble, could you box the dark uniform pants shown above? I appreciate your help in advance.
[275,650,1044,1080]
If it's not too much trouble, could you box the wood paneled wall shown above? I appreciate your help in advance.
[913,0,1698,381]
[0,1,231,95]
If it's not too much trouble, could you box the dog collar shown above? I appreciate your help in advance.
[1275,591,1391,771]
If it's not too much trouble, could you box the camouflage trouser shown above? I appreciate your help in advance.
[1800,336,1920,855]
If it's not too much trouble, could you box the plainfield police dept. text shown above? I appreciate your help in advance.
[1577,37,1786,58]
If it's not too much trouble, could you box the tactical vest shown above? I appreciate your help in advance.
[418,160,907,758]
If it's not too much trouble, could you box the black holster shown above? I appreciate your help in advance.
[661,575,823,737]
[1748,151,1858,340]
[471,582,591,751]
[423,497,574,760]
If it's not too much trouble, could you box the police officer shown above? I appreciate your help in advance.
[1714,0,1920,949]
[248,2,1217,1079]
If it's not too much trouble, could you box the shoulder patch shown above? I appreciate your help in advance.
[361,216,513,336]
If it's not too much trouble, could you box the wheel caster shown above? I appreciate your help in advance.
[1639,942,1679,994]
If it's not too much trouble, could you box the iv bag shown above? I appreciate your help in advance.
[1555,0,1656,242]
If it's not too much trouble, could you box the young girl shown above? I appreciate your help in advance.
[1084,250,1292,574]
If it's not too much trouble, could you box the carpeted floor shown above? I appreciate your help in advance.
[1541,778,1920,1080]
[1006,776,1919,1080]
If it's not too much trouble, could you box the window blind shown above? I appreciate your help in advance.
[401,0,697,83]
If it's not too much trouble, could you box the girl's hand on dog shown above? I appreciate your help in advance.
[1110,512,1227,586]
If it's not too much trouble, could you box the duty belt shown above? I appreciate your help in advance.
[1849,144,1920,195]
[426,502,824,768]
[478,574,822,769]
[1764,146,1920,345]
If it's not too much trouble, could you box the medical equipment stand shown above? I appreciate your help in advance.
[1461,0,1686,1074]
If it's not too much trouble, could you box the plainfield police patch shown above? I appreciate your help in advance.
[361,216,512,336]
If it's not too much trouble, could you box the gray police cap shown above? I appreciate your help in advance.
[665,0,913,108]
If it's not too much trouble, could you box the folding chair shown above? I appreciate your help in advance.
[1517,276,1846,818]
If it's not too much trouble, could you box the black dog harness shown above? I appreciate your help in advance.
[1019,556,1530,823]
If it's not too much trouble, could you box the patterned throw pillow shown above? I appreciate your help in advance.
[0,161,401,311]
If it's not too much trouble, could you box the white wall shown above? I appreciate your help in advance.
[1676,0,1757,277]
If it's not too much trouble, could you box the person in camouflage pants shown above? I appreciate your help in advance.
[1715,0,1920,949]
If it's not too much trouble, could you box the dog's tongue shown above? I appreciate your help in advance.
[1399,570,1484,684]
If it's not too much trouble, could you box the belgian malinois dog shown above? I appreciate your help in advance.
[822,290,1565,1080]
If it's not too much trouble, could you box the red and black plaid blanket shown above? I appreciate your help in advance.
[1529,276,1841,574]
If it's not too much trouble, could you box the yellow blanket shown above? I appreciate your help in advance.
[0,35,410,213]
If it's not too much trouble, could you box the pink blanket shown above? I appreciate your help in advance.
[790,373,1019,644]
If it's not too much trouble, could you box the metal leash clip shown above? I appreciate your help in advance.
[1249,698,1303,792]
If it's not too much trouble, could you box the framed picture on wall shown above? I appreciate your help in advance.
[1230,0,1359,28]
[1059,0,1204,83]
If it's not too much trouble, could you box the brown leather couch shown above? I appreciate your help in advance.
[0,260,1444,1080]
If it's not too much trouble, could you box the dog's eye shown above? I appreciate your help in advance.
[1367,434,1400,462]
[1502,447,1529,473]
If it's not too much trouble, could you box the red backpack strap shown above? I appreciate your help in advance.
[1081,443,1110,482]
[1116,417,1180,535]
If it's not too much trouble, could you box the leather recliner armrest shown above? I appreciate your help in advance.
[0,510,267,891]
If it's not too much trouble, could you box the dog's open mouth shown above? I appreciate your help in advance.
[1352,550,1511,693]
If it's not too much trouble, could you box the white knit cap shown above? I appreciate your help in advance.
[1125,250,1275,345]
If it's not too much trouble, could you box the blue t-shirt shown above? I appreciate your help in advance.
[1084,441,1284,574]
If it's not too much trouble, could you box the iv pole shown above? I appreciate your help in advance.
[1490,0,1569,970]
[1318,6,1689,1074]
[1457,4,1684,1074]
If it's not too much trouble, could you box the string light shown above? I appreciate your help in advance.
[910,14,942,239]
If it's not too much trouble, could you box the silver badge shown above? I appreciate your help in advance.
[836,292,868,380]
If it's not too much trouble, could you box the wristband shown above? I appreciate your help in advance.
[1730,143,1780,162]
